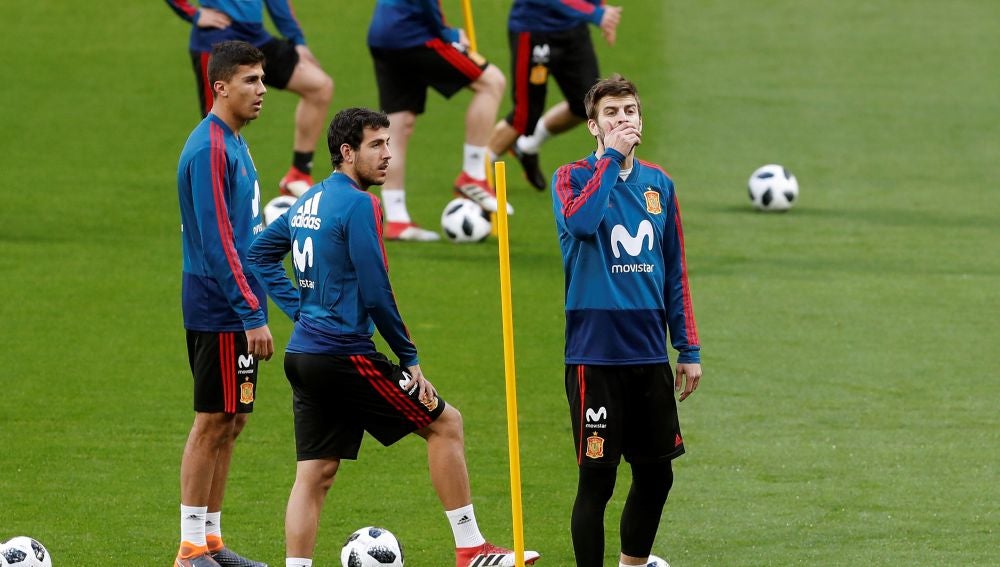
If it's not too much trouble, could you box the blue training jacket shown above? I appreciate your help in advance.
[165,0,306,51]
[248,172,419,366]
[178,114,267,332]
[552,149,701,365]
[509,0,606,33]
[368,0,460,49]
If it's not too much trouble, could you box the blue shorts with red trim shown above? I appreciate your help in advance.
[284,352,447,461]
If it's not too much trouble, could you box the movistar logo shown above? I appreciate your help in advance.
[293,236,314,272]
[610,220,655,274]
[290,192,322,230]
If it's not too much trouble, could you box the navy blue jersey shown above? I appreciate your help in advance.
[552,149,700,365]
[248,172,419,366]
[509,0,605,33]
[368,0,460,49]
[178,114,267,332]
[166,0,306,51]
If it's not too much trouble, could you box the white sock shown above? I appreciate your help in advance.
[380,188,411,223]
[205,511,221,539]
[286,559,313,567]
[446,504,486,548]
[516,120,552,154]
[463,144,488,180]
[180,504,208,547]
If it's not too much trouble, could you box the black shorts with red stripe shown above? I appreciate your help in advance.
[187,330,260,414]
[189,37,300,117]
[284,351,447,461]
[504,23,598,134]
[565,363,684,468]
[370,39,490,115]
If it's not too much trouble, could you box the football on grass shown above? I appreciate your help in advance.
[340,526,404,567]
[748,164,799,211]
[441,197,491,243]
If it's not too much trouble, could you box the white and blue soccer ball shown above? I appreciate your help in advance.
[748,164,799,211]
[340,526,404,567]
[0,537,52,567]
[264,195,298,225]
[441,197,491,243]
[646,554,670,567]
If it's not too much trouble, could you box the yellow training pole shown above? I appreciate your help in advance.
[460,0,479,53]
[494,161,526,567]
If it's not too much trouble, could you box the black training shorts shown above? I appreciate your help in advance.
[565,363,684,468]
[284,352,447,461]
[187,330,259,414]
[370,39,489,115]
[189,37,300,116]
[505,23,598,134]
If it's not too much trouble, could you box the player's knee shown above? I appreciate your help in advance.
[476,65,506,98]
[388,112,416,139]
[431,405,465,442]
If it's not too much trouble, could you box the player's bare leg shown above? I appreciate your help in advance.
[416,405,471,509]
[456,64,513,214]
[285,458,341,559]
[280,52,334,197]
[379,111,438,241]
[178,412,239,562]
[417,406,539,566]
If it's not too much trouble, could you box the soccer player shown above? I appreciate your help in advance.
[551,75,702,567]
[174,40,275,567]
[166,0,334,197]
[488,0,622,190]
[247,107,540,567]
[367,0,510,242]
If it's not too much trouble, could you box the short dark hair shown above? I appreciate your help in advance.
[327,108,391,168]
[207,40,265,85]
[584,74,642,120]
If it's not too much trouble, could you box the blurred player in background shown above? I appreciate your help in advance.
[367,0,509,242]
[552,75,702,567]
[248,108,540,567]
[166,0,333,197]
[489,0,622,190]
[174,41,274,567]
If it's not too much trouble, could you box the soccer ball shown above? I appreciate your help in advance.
[647,554,670,567]
[748,164,799,211]
[441,198,491,243]
[340,526,404,567]
[0,537,52,567]
[264,195,298,225]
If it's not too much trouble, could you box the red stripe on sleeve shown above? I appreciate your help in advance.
[562,159,608,218]
[576,365,586,465]
[560,0,597,15]
[367,193,389,271]
[209,124,260,313]
[673,194,699,346]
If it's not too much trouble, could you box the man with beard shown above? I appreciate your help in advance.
[248,108,540,567]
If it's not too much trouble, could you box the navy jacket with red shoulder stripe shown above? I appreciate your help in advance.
[368,0,460,49]
[508,0,606,33]
[248,172,419,366]
[551,149,701,365]
[178,114,267,332]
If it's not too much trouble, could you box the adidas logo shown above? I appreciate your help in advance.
[290,192,323,230]
[469,554,508,567]
[457,515,471,525]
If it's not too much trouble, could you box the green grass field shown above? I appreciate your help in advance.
[1,0,998,564]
